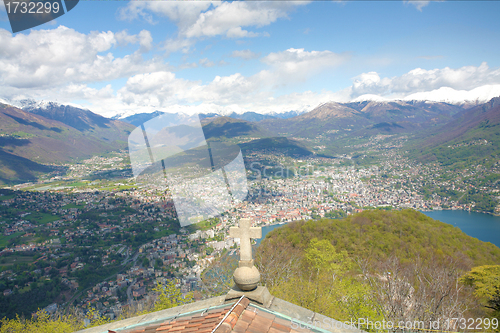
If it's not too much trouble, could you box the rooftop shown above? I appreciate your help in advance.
[75,291,363,333]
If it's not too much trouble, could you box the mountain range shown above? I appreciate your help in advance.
[116,110,303,127]
[257,100,466,138]
[408,97,500,166]
[0,96,498,184]
[116,99,468,140]
[0,102,134,184]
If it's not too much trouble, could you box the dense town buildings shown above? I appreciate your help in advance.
[0,148,499,317]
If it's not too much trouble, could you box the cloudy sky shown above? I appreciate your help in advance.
[0,0,500,117]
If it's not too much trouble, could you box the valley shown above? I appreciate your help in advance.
[0,97,499,326]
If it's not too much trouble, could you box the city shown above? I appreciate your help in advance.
[1,141,499,319]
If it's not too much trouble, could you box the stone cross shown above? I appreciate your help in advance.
[229,218,261,261]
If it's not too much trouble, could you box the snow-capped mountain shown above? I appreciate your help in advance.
[1,83,499,122]
[351,85,500,106]
[402,84,500,106]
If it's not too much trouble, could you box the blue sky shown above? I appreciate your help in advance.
[0,0,499,117]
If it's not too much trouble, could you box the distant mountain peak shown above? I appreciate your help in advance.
[302,102,358,119]
[352,94,390,102]
[348,85,500,107]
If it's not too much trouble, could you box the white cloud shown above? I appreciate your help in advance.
[116,71,199,109]
[9,65,499,119]
[118,1,213,30]
[163,37,195,54]
[348,62,500,99]
[3,26,498,119]
[182,1,298,39]
[117,1,157,24]
[199,58,215,68]
[0,26,166,90]
[404,0,431,11]
[231,49,260,60]
[86,61,500,116]
[350,72,392,97]
[105,46,350,115]
[261,48,350,83]
[119,1,305,53]
[403,84,500,103]
[116,71,261,109]
[178,62,198,70]
[115,30,153,52]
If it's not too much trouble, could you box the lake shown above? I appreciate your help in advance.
[422,210,500,248]
[256,210,500,248]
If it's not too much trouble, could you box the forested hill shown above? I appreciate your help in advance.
[255,209,500,327]
[258,209,500,267]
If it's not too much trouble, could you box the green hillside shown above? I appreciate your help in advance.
[0,103,134,184]
[202,116,272,140]
[259,209,500,266]
[256,209,500,329]
[407,98,500,168]
[240,137,313,157]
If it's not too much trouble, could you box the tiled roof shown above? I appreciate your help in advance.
[76,288,364,333]
[110,297,319,333]
[114,303,232,333]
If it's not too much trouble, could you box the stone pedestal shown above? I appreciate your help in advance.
[225,285,274,308]
[233,259,260,291]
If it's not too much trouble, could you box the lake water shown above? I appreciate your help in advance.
[422,210,500,248]
[256,210,500,248]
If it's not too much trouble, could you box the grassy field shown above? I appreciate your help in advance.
[0,194,15,201]
[195,218,220,231]
[0,232,23,248]
[26,213,61,224]
[68,181,88,187]
[62,203,85,209]
[0,254,35,267]
[99,184,135,191]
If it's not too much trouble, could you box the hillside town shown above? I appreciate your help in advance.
[0,146,499,318]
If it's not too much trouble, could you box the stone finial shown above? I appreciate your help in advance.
[229,218,261,291]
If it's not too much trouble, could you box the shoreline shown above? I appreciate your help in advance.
[420,208,500,217]
[257,208,500,228]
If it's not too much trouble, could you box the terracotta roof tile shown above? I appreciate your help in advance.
[290,327,316,333]
[234,304,320,333]
[269,327,290,333]
[232,320,250,332]
[271,321,291,332]
[117,297,325,333]
[245,327,264,333]
[248,320,272,332]
[240,310,256,323]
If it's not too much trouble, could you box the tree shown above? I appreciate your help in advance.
[257,237,382,326]
[304,238,350,277]
[85,306,111,328]
[0,310,83,333]
[361,256,477,328]
[461,265,500,317]
[152,280,193,311]
[142,258,149,267]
